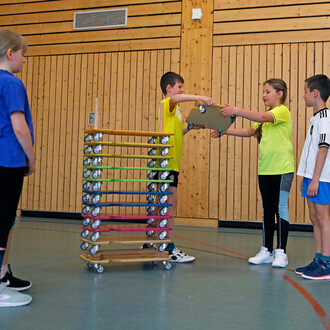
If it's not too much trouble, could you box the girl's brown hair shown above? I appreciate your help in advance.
[0,29,27,58]
[264,78,287,104]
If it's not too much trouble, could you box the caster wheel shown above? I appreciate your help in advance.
[163,261,171,270]
[159,171,169,180]
[82,206,90,215]
[158,195,168,204]
[159,183,169,192]
[83,170,91,178]
[91,220,101,229]
[146,230,154,237]
[217,130,223,138]
[160,147,169,156]
[147,171,157,180]
[230,115,236,123]
[82,218,90,226]
[158,219,167,228]
[199,104,206,114]
[96,265,104,274]
[87,262,93,268]
[159,207,168,216]
[159,159,169,168]
[84,134,92,142]
[160,136,170,144]
[91,195,101,204]
[92,169,102,179]
[91,207,101,217]
[147,195,155,203]
[92,157,103,166]
[84,146,92,155]
[91,182,102,192]
[83,181,91,190]
[147,182,156,191]
[90,232,100,242]
[81,230,89,238]
[148,137,157,144]
[93,132,103,142]
[80,242,89,251]
[158,243,167,252]
[147,218,155,225]
[83,158,92,166]
[148,148,157,156]
[82,193,91,203]
[158,231,167,240]
[152,261,158,265]
[187,123,194,131]
[148,160,157,168]
[147,206,155,215]
[89,245,99,255]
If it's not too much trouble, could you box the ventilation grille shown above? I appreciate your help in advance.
[74,9,127,30]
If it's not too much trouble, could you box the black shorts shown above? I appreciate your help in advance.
[0,166,25,248]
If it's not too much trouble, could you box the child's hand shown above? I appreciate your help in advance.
[307,179,319,197]
[203,97,215,106]
[220,104,236,117]
[210,130,226,138]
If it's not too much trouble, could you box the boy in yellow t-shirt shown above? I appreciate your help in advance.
[158,71,214,263]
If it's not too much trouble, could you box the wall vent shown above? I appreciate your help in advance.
[73,8,127,30]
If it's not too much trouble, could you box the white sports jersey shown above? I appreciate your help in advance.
[297,108,330,182]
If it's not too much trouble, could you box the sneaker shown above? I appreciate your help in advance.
[272,249,289,268]
[1,265,31,291]
[169,247,195,263]
[248,246,274,265]
[295,258,319,275]
[0,283,32,307]
[302,261,330,280]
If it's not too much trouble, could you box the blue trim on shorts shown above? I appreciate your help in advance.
[302,177,330,205]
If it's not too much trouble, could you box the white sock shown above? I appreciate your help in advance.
[1,264,8,279]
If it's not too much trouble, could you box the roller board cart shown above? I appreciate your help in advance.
[81,129,174,273]
[186,101,236,137]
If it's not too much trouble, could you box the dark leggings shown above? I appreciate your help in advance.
[0,166,25,248]
[258,173,294,253]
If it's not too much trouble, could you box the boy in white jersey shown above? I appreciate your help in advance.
[296,74,330,280]
[157,72,214,262]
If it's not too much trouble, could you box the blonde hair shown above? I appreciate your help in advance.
[0,29,27,58]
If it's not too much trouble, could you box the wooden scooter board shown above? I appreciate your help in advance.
[83,189,172,196]
[83,166,173,171]
[82,214,172,220]
[83,178,173,183]
[85,129,173,137]
[85,153,173,160]
[81,235,172,246]
[81,249,170,264]
[84,141,173,148]
[82,201,172,207]
[82,224,172,233]
[186,101,236,133]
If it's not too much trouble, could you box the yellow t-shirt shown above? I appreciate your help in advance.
[252,105,294,175]
[158,98,183,172]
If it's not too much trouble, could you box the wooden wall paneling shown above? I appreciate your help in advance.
[219,47,229,220]
[33,56,44,210]
[324,42,330,74]
[209,47,221,219]
[214,0,330,9]
[234,46,244,220]
[248,45,260,221]
[225,47,237,220]
[241,45,252,221]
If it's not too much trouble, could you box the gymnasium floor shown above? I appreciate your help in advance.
[0,217,329,330]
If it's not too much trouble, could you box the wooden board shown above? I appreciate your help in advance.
[84,141,173,148]
[85,129,173,137]
[81,235,172,245]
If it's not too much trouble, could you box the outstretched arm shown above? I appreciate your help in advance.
[220,104,274,123]
[169,94,214,112]
[211,127,255,138]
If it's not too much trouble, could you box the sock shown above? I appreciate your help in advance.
[1,264,8,279]
[320,255,330,268]
[0,250,5,275]
[315,252,322,263]
[165,243,175,253]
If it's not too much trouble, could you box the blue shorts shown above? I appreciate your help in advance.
[302,177,330,205]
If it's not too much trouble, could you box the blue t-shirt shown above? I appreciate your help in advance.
[0,69,34,167]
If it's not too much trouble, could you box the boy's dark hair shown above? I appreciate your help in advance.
[160,72,184,95]
[305,74,330,102]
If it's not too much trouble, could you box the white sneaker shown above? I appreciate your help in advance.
[0,283,32,307]
[169,247,195,263]
[248,246,274,265]
[272,249,289,268]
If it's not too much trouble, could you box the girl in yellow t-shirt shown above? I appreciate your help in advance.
[211,79,294,268]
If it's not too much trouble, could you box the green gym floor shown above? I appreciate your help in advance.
[0,217,329,330]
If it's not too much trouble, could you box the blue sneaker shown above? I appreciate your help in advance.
[302,260,330,280]
[295,258,319,275]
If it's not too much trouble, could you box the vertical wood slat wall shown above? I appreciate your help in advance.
[0,0,329,224]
